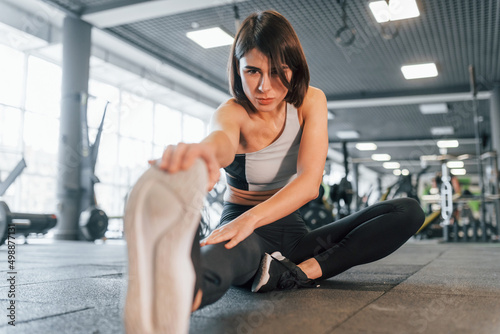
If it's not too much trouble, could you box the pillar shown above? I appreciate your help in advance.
[54,17,91,240]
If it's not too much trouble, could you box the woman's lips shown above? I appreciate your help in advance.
[256,98,274,105]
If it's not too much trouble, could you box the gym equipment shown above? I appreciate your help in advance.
[335,0,356,47]
[79,206,108,242]
[0,158,58,244]
[78,98,109,241]
[419,152,499,242]
[0,201,57,245]
[0,159,26,197]
[329,142,354,219]
[469,65,488,241]
[300,184,333,230]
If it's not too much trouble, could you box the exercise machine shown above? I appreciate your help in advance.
[78,97,109,241]
[0,159,57,244]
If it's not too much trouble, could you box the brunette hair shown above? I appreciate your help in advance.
[228,10,310,109]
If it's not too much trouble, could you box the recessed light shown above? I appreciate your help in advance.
[419,103,448,114]
[401,63,438,80]
[336,131,360,139]
[450,168,466,176]
[431,126,454,136]
[383,162,401,169]
[447,161,464,168]
[355,143,377,151]
[437,140,459,148]
[401,169,410,176]
[186,27,234,49]
[389,0,420,21]
[372,154,391,161]
[393,169,402,176]
[369,0,420,23]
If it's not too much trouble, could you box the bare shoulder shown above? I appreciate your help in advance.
[214,99,249,123]
[299,87,327,121]
[302,87,327,109]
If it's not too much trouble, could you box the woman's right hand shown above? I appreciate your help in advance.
[149,142,221,191]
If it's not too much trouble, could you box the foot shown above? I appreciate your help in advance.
[251,251,319,293]
[124,159,207,334]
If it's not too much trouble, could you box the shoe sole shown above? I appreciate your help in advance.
[124,161,206,334]
[251,253,273,292]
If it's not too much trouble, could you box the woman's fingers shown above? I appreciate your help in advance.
[200,227,236,247]
[155,142,220,190]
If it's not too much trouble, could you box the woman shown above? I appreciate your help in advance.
[124,10,425,334]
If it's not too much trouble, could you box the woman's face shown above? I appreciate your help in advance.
[238,48,292,112]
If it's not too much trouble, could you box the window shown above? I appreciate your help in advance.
[183,113,206,143]
[25,56,61,117]
[0,44,25,108]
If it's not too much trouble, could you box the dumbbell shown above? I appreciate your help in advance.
[79,206,108,241]
[299,202,333,231]
[0,201,57,245]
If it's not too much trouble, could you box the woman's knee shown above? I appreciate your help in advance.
[395,197,425,232]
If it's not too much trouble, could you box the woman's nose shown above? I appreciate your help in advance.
[258,73,271,92]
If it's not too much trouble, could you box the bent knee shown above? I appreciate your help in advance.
[392,198,425,233]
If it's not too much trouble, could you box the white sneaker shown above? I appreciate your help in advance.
[124,159,207,334]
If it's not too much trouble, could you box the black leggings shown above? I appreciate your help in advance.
[196,198,424,308]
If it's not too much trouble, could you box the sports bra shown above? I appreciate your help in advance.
[224,103,302,191]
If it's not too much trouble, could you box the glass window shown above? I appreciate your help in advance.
[25,56,61,117]
[182,114,206,143]
[154,104,182,147]
[120,92,153,142]
[19,174,57,213]
[0,106,22,149]
[94,132,119,185]
[88,80,120,133]
[23,111,59,155]
[0,45,25,108]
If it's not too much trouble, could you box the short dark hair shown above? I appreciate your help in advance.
[228,10,310,109]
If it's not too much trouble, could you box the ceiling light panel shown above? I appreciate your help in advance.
[419,103,448,114]
[372,154,391,161]
[383,162,401,169]
[355,143,377,151]
[369,0,420,23]
[186,27,233,49]
[437,140,459,148]
[336,130,360,139]
[401,63,438,80]
[431,126,454,136]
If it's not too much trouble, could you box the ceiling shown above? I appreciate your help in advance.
[36,0,500,176]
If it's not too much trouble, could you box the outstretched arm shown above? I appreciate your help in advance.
[201,87,329,248]
[155,100,244,191]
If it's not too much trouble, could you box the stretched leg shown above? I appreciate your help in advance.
[288,198,425,279]
[123,160,207,334]
[194,203,276,309]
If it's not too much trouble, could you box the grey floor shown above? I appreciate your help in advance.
[1,238,499,334]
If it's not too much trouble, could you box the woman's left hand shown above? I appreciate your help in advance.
[200,214,257,249]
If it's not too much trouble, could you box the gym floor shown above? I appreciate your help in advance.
[1,239,499,334]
